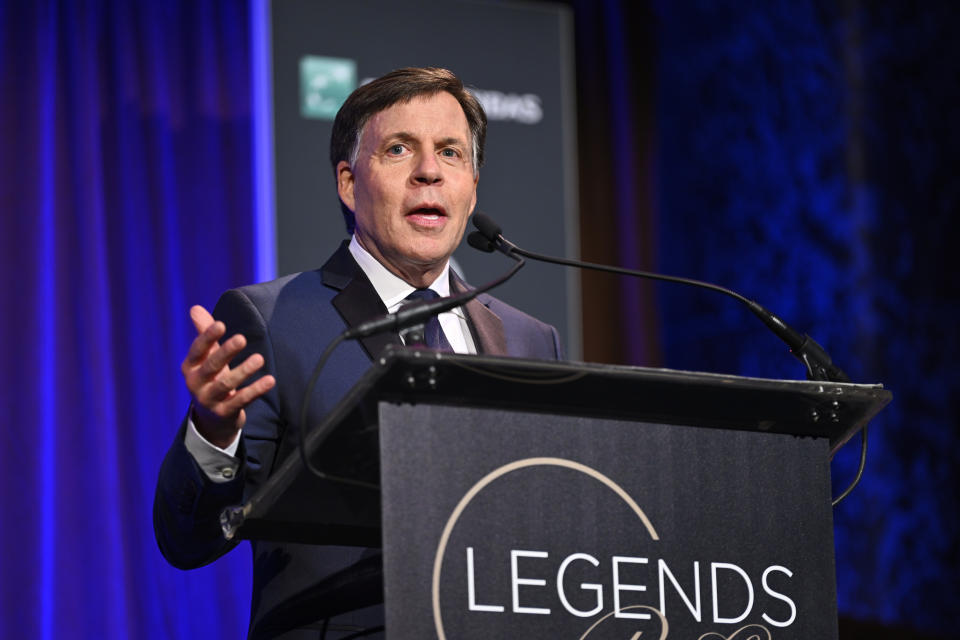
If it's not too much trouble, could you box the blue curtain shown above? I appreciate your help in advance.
[0,1,256,637]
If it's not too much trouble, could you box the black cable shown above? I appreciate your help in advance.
[296,331,363,482]
[832,426,868,506]
[449,359,588,385]
[339,625,386,640]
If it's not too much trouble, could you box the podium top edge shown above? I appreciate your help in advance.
[373,347,891,396]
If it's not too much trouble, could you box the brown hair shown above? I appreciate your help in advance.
[330,67,487,232]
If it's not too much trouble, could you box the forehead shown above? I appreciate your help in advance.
[361,92,470,145]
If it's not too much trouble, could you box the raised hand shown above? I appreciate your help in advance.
[181,305,276,448]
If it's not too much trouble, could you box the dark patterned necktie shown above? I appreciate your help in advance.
[402,288,453,351]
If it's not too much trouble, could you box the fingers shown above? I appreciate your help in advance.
[214,373,276,417]
[182,308,247,380]
[188,338,265,401]
[204,352,264,401]
[189,304,215,333]
[181,305,274,425]
[197,333,247,381]
[194,372,276,430]
[184,305,229,368]
[183,320,226,368]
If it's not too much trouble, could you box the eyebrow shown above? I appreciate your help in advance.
[436,136,467,149]
[384,132,467,149]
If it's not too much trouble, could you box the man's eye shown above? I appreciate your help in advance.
[440,148,460,158]
[387,144,405,155]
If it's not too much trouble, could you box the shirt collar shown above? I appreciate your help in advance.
[348,235,451,312]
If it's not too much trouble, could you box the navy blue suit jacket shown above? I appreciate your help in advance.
[154,242,561,637]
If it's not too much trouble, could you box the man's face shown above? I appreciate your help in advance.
[337,91,478,286]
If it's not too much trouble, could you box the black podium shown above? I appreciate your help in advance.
[221,347,890,639]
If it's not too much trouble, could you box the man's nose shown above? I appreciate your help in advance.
[412,152,443,185]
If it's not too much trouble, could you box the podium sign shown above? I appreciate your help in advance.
[223,349,891,638]
[380,403,836,639]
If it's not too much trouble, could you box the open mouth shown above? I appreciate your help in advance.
[406,205,447,222]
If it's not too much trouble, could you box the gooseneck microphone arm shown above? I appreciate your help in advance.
[470,212,850,383]
[472,214,865,507]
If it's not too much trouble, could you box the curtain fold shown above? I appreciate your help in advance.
[1,1,256,637]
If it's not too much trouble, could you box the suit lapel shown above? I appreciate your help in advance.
[451,272,508,356]
[322,241,402,360]
[323,242,506,358]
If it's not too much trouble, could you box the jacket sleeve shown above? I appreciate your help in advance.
[153,288,284,569]
[153,420,245,568]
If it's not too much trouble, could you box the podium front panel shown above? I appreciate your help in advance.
[379,402,837,639]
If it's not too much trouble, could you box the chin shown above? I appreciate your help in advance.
[406,241,456,264]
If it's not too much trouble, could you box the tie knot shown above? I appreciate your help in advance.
[404,288,441,303]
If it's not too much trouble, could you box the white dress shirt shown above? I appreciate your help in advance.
[346,235,476,354]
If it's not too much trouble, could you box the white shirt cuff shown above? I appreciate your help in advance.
[184,415,241,484]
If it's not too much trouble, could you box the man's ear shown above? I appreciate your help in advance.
[336,161,356,212]
[469,174,479,214]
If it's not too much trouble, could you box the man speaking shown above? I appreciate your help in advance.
[154,67,561,638]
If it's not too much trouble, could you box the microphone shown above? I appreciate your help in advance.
[343,291,468,341]
[297,238,525,482]
[470,212,850,383]
[466,230,496,253]
[472,213,505,246]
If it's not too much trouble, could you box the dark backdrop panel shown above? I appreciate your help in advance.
[271,0,581,356]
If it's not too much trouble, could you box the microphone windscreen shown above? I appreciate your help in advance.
[472,211,502,241]
[467,231,496,253]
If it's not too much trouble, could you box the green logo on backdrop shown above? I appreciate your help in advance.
[300,56,356,120]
